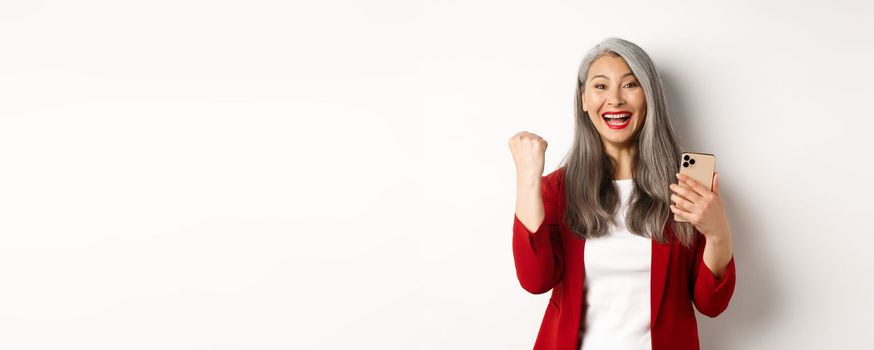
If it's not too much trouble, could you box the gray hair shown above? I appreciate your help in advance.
[558,37,695,248]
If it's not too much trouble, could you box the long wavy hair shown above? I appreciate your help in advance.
[558,37,696,249]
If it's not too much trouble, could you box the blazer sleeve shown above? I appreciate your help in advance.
[512,173,564,295]
[690,231,737,317]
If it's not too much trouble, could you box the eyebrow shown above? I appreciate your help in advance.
[590,72,636,80]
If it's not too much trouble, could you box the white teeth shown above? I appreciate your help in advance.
[603,113,631,119]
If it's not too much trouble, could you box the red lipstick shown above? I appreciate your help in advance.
[601,111,632,129]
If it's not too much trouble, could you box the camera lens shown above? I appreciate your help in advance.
[689,159,696,165]
[683,162,689,167]
[684,155,690,161]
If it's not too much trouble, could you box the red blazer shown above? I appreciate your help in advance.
[513,167,736,350]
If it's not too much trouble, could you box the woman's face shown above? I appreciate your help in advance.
[582,54,647,147]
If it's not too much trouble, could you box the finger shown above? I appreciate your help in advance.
[677,173,710,197]
[712,172,720,196]
[670,204,693,221]
[670,193,695,211]
[669,182,702,204]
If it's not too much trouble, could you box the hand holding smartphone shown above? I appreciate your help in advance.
[674,152,716,223]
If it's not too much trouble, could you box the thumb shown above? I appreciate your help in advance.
[712,172,720,195]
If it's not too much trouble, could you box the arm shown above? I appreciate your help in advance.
[690,231,737,317]
[703,232,733,280]
[512,173,563,295]
[671,172,737,317]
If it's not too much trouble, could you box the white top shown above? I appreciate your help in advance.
[579,178,652,350]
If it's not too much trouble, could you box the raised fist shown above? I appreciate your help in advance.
[508,131,548,182]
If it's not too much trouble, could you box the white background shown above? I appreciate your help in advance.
[1,1,872,349]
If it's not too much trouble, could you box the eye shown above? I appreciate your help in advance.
[624,82,639,88]
[594,83,606,89]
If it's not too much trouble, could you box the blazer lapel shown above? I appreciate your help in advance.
[650,237,672,328]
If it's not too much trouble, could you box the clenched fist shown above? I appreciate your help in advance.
[508,131,548,183]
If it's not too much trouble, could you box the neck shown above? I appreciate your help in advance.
[603,141,637,180]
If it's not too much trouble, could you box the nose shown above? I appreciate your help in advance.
[607,93,625,107]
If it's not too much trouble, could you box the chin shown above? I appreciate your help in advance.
[601,131,637,145]
[605,137,633,146]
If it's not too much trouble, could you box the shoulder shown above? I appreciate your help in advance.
[542,166,566,197]
[545,166,565,180]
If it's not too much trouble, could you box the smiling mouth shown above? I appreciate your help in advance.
[601,112,632,128]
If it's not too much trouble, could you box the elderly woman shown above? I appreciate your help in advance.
[508,37,736,350]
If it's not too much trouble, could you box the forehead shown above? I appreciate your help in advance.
[587,55,635,80]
